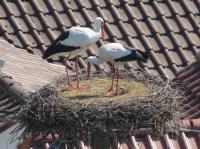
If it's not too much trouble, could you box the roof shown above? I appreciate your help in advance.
[0,40,65,91]
[0,0,200,78]
[0,51,199,149]
[0,71,23,133]
[0,0,200,148]
[0,84,20,133]
[0,39,65,140]
[176,61,200,119]
[24,119,200,149]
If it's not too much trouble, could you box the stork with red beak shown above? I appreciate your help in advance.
[43,17,104,89]
[86,43,149,94]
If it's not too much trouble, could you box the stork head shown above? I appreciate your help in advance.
[94,17,105,41]
[85,56,102,77]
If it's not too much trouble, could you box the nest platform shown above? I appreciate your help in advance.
[13,70,185,145]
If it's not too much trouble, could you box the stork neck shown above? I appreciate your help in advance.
[92,23,102,43]
[94,21,102,33]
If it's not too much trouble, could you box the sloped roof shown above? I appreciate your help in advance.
[0,44,199,149]
[0,39,65,135]
[0,72,23,133]
[0,40,65,91]
[176,61,200,119]
[0,0,200,148]
[0,0,200,78]
[22,119,200,149]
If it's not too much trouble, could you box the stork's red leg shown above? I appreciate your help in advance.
[75,56,84,90]
[115,65,119,95]
[106,64,115,92]
[63,57,73,88]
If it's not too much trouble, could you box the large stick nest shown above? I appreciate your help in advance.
[13,70,185,144]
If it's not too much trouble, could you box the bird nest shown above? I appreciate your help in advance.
[13,70,185,145]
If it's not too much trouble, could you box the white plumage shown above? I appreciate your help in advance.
[59,27,101,49]
[43,17,104,59]
[86,43,149,66]
[87,43,132,64]
[86,43,149,94]
[43,17,104,89]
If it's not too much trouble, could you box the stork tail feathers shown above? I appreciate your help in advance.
[136,50,149,62]
[42,45,56,59]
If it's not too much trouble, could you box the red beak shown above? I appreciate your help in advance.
[101,25,105,41]
[87,63,91,78]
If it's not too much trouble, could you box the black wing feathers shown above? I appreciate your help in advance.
[115,46,149,62]
[53,31,70,44]
[42,31,79,59]
[136,50,149,62]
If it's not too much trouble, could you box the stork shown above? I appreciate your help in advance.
[43,17,104,89]
[86,43,149,94]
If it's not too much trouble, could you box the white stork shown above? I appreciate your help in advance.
[43,17,104,89]
[86,43,149,94]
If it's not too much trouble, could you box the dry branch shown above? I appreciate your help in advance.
[13,70,185,145]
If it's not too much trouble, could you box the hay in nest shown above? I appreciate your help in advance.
[13,70,185,145]
[57,77,151,104]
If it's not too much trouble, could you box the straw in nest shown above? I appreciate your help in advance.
[12,70,185,145]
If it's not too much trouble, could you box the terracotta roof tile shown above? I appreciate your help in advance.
[38,131,198,149]
[0,40,66,91]
[190,119,200,129]
[0,39,66,139]
[1,0,200,148]
[0,87,20,133]
[175,61,200,119]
